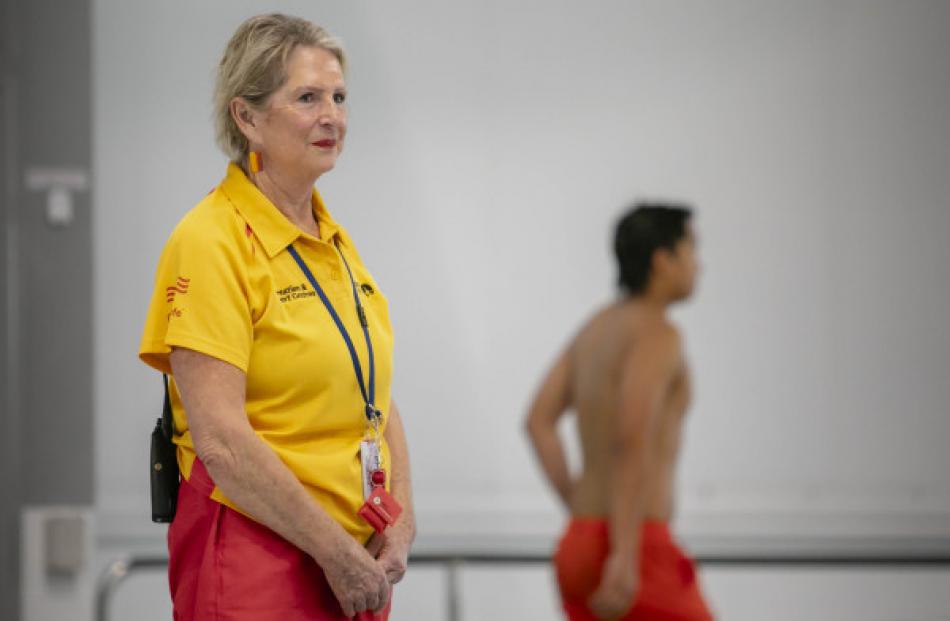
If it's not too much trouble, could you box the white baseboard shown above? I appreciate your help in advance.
[95,494,950,557]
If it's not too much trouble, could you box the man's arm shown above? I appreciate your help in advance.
[525,345,575,509]
[375,399,416,585]
[589,324,681,619]
[169,347,390,617]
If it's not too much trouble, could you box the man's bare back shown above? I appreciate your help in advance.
[569,300,689,522]
[526,203,709,620]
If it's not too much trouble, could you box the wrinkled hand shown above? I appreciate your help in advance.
[588,552,637,620]
[365,532,386,558]
[322,545,391,618]
[375,526,412,585]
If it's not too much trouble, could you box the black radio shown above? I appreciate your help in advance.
[150,375,180,523]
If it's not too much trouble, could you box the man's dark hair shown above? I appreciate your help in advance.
[614,202,693,294]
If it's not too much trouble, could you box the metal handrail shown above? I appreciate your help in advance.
[95,548,950,621]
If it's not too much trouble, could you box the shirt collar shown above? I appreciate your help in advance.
[219,162,343,258]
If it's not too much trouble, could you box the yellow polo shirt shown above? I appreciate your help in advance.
[139,162,393,542]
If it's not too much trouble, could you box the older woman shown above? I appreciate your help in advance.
[139,14,414,620]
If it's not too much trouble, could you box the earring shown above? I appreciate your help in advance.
[249,151,263,173]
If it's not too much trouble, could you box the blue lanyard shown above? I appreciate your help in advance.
[287,243,380,422]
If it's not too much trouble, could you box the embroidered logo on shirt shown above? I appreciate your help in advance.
[166,277,190,303]
[277,282,316,304]
[360,283,375,297]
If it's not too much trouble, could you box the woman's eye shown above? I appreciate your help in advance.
[333,92,346,104]
[299,93,314,103]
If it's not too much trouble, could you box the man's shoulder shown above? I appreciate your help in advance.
[637,316,682,362]
[652,317,681,342]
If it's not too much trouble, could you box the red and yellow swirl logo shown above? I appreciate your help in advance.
[166,276,190,303]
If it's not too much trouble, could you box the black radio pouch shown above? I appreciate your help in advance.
[150,374,180,523]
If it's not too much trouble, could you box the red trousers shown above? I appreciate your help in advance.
[554,519,714,621]
[168,458,391,621]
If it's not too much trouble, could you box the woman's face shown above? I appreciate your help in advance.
[251,46,347,182]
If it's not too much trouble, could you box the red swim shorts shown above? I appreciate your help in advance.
[167,458,391,621]
[554,519,714,621]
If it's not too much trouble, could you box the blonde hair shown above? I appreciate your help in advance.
[213,14,346,162]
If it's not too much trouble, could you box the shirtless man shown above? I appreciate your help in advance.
[525,203,713,621]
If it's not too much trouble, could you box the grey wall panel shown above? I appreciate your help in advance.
[19,0,93,505]
[2,2,24,620]
[4,0,93,617]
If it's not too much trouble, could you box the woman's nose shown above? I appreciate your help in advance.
[318,99,343,127]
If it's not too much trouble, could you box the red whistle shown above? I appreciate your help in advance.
[358,486,402,534]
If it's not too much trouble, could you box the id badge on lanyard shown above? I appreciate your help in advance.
[358,415,402,534]
[359,417,383,500]
[288,243,402,533]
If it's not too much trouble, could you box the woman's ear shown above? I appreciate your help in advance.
[230,97,263,147]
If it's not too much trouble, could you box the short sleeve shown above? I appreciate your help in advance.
[139,218,252,374]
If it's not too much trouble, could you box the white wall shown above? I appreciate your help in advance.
[92,0,950,618]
